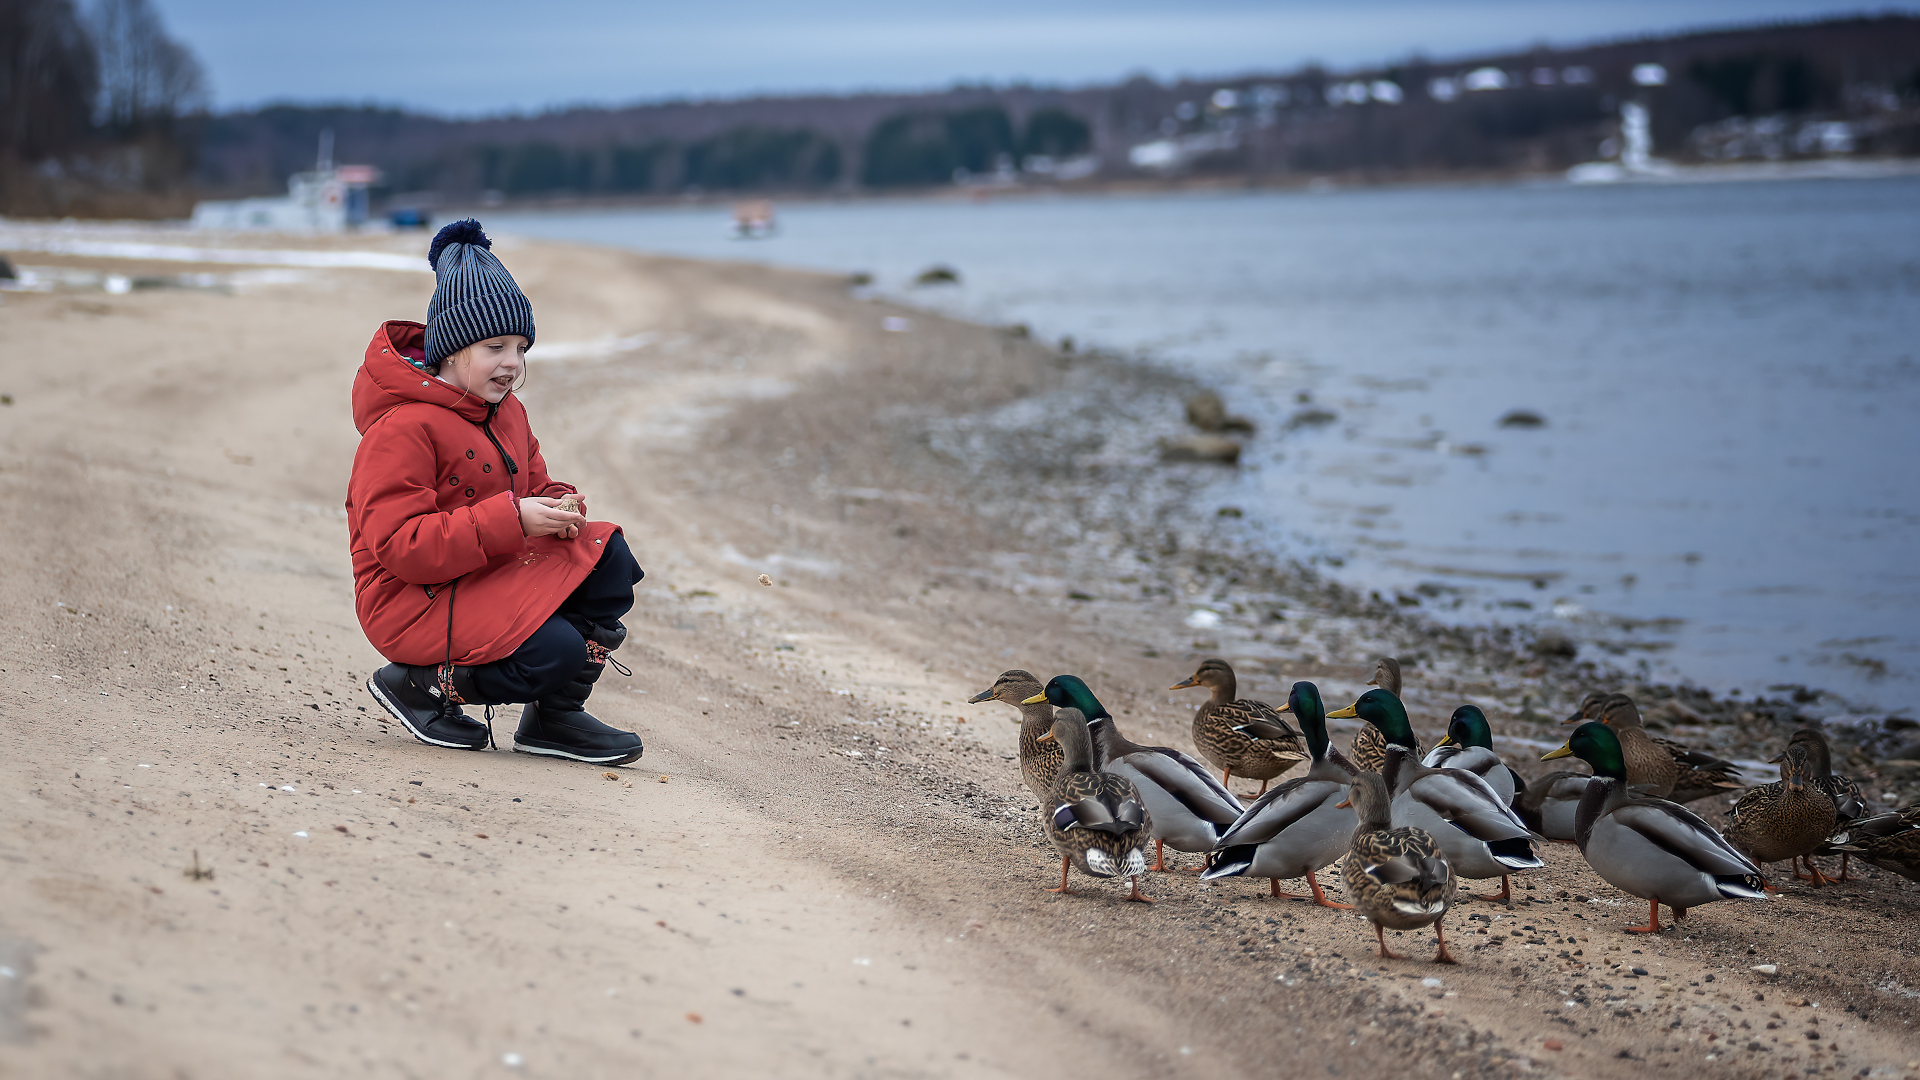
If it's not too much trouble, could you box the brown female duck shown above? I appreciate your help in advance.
[968,669,1062,804]
[1567,691,1741,803]
[1723,739,1840,887]
[1171,658,1305,795]
[1350,658,1422,773]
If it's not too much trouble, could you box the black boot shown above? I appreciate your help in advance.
[513,625,643,765]
[367,663,490,751]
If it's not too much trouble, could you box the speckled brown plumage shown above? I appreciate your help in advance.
[1172,658,1305,794]
[967,669,1062,804]
[1591,695,1679,799]
[1569,690,1741,804]
[1339,770,1456,964]
[1040,708,1153,901]
[1724,740,1839,884]
[1350,658,1421,773]
[1829,806,1920,883]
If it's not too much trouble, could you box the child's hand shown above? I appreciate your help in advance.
[520,496,585,539]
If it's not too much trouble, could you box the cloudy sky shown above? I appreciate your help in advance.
[155,0,1902,115]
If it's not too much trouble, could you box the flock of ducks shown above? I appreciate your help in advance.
[969,657,1920,964]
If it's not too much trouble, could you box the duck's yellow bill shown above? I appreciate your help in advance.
[1168,678,1200,690]
[1036,730,1056,743]
[1434,733,1456,748]
[1542,743,1574,760]
[1273,701,1292,713]
[1333,796,1352,809]
[1020,692,1049,705]
[1326,703,1359,719]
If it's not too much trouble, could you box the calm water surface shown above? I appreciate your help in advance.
[491,179,1920,708]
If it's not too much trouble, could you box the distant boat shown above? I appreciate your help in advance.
[732,200,777,239]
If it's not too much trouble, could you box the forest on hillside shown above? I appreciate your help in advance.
[4,9,1919,217]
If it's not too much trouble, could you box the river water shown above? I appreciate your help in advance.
[489,177,1920,709]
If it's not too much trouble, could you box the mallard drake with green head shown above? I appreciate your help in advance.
[1171,658,1306,795]
[1568,691,1742,803]
[1828,805,1920,883]
[1543,722,1766,933]
[1201,681,1357,907]
[1724,738,1840,887]
[1035,706,1154,902]
[1424,704,1523,807]
[1329,688,1541,904]
[1350,657,1422,773]
[1028,675,1242,873]
[1791,728,1867,880]
[1338,770,1458,963]
[968,669,1062,804]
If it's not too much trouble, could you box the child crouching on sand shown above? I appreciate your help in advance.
[346,219,644,765]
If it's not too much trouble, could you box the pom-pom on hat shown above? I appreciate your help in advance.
[421,218,535,370]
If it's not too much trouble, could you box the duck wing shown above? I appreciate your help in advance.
[1218,700,1304,749]
[1613,799,1761,877]
[1112,744,1246,824]
[1404,768,1541,870]
[1051,772,1148,836]
[1215,776,1345,847]
[1353,827,1453,912]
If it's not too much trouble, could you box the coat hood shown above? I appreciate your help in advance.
[353,320,497,432]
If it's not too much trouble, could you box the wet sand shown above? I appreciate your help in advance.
[1,230,1916,1079]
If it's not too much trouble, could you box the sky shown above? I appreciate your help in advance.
[154,0,1906,116]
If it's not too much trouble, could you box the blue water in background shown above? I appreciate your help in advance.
[490,178,1920,709]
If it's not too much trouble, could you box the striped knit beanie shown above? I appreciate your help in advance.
[422,219,535,370]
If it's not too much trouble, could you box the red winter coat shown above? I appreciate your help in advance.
[346,320,620,666]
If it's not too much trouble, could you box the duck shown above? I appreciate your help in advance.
[1328,689,1542,904]
[1568,691,1742,803]
[1350,657,1422,773]
[1790,728,1867,880]
[1338,770,1458,964]
[1170,658,1306,795]
[1543,722,1766,932]
[1828,805,1920,883]
[1513,770,1590,842]
[1028,675,1242,873]
[1423,705,1524,807]
[967,669,1063,804]
[1723,737,1840,887]
[1564,693,1678,798]
[1201,681,1357,907]
[1034,706,1154,902]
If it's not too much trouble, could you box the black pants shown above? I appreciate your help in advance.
[467,531,643,705]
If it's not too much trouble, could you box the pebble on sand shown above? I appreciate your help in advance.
[1159,435,1242,465]
[758,574,773,586]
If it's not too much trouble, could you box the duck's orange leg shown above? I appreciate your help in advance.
[1270,877,1303,899]
[1373,923,1406,960]
[1306,870,1353,910]
[1624,896,1663,934]
[1473,875,1512,904]
[1432,919,1460,965]
[1045,855,1072,895]
[1126,876,1155,904]
[1149,839,1171,873]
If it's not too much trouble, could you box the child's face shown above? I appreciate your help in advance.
[442,335,529,403]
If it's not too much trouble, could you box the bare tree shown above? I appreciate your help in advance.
[0,0,99,162]
[88,0,205,134]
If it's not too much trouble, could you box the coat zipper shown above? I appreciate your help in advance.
[480,402,520,489]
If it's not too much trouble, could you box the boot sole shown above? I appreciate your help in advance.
[367,677,487,751]
[511,738,643,766]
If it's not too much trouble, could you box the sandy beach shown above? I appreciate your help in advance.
[2,229,1917,1080]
